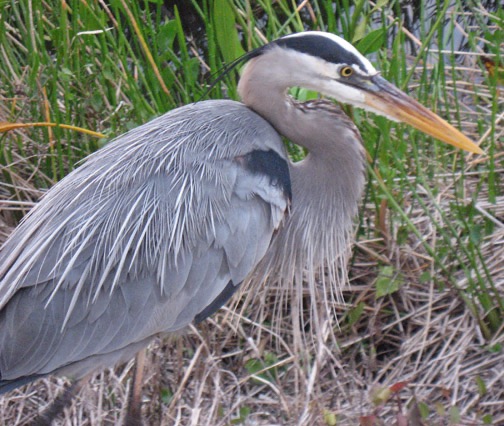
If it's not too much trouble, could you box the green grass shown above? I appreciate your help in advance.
[0,0,503,424]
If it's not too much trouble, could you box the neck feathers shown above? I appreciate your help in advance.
[240,49,366,347]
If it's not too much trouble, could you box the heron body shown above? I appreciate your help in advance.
[0,32,481,394]
[0,100,292,386]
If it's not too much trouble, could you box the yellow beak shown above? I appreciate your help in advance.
[363,76,483,154]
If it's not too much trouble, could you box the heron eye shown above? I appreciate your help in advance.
[340,66,353,77]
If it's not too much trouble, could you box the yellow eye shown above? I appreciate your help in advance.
[340,66,353,77]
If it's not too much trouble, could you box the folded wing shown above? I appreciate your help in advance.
[0,100,291,387]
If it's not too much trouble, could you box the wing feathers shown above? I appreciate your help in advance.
[0,100,290,383]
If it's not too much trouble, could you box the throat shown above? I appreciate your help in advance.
[258,143,366,291]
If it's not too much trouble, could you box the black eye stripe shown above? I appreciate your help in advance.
[272,34,368,72]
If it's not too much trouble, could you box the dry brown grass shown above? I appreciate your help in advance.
[1,222,503,425]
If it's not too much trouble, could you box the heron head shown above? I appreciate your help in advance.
[250,31,483,154]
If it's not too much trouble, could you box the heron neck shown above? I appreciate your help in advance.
[238,63,298,145]
[238,56,364,178]
[238,56,344,154]
[239,57,366,282]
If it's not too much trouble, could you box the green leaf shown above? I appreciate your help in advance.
[417,401,429,419]
[375,266,403,298]
[347,302,365,326]
[356,28,386,55]
[449,406,461,424]
[244,352,279,383]
[475,376,487,396]
[483,414,493,424]
[231,406,251,424]
[488,343,502,353]
[352,18,367,43]
[157,20,177,53]
[244,358,262,375]
[469,224,482,245]
[160,388,173,404]
[289,87,319,101]
[185,57,201,88]
[323,410,337,425]
[419,271,431,283]
[434,402,445,416]
[213,0,245,64]
[370,385,391,405]
[371,0,389,13]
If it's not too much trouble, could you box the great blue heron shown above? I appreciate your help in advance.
[0,31,481,415]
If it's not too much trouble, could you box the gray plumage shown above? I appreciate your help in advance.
[0,31,480,393]
[0,101,290,384]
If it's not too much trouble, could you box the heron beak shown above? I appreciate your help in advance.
[363,75,484,154]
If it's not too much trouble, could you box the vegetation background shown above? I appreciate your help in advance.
[0,0,502,424]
